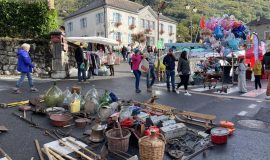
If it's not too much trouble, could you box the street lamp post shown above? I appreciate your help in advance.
[186,4,197,42]
[157,1,170,81]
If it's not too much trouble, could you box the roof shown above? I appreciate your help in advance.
[64,0,176,23]
[247,17,270,26]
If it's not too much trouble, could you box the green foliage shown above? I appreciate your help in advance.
[0,0,58,38]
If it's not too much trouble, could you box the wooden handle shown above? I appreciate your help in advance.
[43,147,55,160]
[48,149,65,160]
[0,148,12,160]
[48,147,76,160]
[34,139,45,160]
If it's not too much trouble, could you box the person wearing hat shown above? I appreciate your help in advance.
[14,43,38,94]
[263,41,270,99]
[163,48,176,92]
[131,48,143,93]
[75,42,86,82]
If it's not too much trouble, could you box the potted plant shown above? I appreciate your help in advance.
[169,32,174,36]
[115,22,122,27]
[145,28,152,34]
[160,30,165,35]
[129,24,136,30]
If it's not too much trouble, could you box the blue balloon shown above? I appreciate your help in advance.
[228,38,240,50]
[214,26,224,39]
[223,48,231,56]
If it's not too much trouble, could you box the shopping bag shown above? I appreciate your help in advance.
[139,59,149,73]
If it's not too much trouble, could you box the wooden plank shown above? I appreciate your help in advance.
[178,111,216,120]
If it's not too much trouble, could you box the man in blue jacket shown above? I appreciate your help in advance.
[163,48,176,92]
[14,43,38,94]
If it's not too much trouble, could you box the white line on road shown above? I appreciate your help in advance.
[248,104,257,109]
[238,111,248,116]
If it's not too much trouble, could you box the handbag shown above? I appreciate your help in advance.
[139,59,149,73]
[80,63,85,70]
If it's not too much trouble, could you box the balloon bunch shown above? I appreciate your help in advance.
[202,14,249,56]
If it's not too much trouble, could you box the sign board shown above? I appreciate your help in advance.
[157,39,164,49]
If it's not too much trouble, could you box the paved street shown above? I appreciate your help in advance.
[0,63,270,160]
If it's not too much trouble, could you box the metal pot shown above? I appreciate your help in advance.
[211,127,229,144]
[50,113,73,127]
[89,122,106,143]
[75,118,90,128]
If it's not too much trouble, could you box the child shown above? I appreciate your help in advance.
[253,60,262,90]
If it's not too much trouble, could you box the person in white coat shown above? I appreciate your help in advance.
[237,58,247,93]
[107,50,115,76]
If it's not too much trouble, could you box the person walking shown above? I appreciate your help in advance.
[163,48,176,92]
[14,43,38,94]
[107,50,115,76]
[237,58,247,93]
[263,45,270,99]
[146,46,156,92]
[121,45,127,62]
[253,60,262,90]
[176,51,191,96]
[75,42,86,82]
[132,48,143,93]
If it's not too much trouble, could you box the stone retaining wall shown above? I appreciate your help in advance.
[0,38,77,77]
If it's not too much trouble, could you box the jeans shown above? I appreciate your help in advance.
[166,70,175,90]
[254,75,262,89]
[16,72,33,88]
[133,70,141,90]
[109,65,114,76]
[77,63,86,82]
[177,75,190,90]
[146,65,156,88]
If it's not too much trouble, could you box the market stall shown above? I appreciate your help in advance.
[0,83,236,160]
[66,37,121,76]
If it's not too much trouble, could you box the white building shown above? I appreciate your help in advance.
[64,0,177,46]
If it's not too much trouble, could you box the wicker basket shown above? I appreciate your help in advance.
[139,132,166,160]
[106,128,131,152]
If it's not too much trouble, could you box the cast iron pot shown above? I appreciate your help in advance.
[50,113,73,127]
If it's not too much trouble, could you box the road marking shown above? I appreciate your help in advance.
[241,89,266,97]
[248,104,257,109]
[238,111,248,116]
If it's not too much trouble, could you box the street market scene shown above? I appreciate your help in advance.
[0,0,270,160]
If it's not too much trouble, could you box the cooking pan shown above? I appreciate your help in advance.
[50,113,73,127]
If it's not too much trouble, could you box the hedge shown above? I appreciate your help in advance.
[0,0,58,38]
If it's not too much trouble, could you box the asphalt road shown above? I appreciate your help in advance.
[0,68,269,160]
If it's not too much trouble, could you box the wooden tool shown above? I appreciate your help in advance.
[175,111,216,129]
[47,148,65,160]
[48,147,76,160]
[66,138,101,159]
[43,147,55,160]
[0,148,12,160]
[34,139,45,160]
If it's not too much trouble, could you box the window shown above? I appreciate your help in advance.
[151,21,155,30]
[80,18,87,29]
[113,13,121,23]
[128,16,136,25]
[140,19,145,28]
[113,32,122,41]
[96,13,104,24]
[128,34,132,44]
[160,23,164,31]
[96,32,104,37]
[67,22,73,32]
[168,25,173,33]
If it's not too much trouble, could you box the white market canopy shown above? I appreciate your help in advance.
[66,36,119,46]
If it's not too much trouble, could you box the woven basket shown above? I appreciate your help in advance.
[106,128,131,152]
[139,133,166,160]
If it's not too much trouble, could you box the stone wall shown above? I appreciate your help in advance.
[0,38,78,77]
[0,38,51,76]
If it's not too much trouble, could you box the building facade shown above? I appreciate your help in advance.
[247,16,270,41]
[63,0,177,46]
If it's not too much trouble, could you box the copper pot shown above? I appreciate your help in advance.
[50,113,73,127]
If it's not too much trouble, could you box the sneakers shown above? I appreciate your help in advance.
[147,87,152,92]
[136,89,141,93]
[30,87,39,92]
[184,91,192,96]
[13,89,22,94]
[175,88,180,94]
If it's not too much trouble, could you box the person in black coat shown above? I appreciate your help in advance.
[75,43,86,82]
[163,48,176,92]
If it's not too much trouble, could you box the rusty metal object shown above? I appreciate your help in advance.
[75,118,90,128]
[49,113,73,127]
[168,150,184,159]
